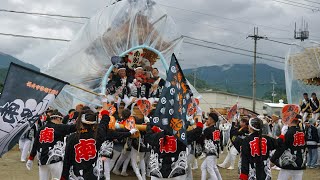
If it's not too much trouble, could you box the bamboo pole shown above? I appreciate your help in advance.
[69,84,102,96]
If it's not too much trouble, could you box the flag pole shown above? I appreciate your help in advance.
[69,84,102,97]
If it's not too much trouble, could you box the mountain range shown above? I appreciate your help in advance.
[184,64,285,99]
[0,52,39,83]
[0,52,285,101]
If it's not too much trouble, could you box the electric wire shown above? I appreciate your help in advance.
[0,32,71,42]
[158,3,291,32]
[0,32,289,62]
[0,9,90,19]
[278,0,320,9]
[272,0,320,11]
[184,36,285,59]
[304,0,320,5]
[184,41,285,64]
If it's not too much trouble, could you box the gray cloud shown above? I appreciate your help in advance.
[0,0,319,70]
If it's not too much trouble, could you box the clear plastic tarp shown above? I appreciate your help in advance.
[285,40,320,104]
[43,0,200,114]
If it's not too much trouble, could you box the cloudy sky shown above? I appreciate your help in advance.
[0,0,319,70]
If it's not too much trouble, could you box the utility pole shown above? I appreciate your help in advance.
[272,83,276,103]
[271,73,277,103]
[248,27,266,112]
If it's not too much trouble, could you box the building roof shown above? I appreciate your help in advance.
[264,102,286,108]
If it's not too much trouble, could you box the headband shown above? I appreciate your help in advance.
[249,118,260,132]
[134,67,143,71]
[81,114,97,125]
[117,68,126,72]
[50,115,63,119]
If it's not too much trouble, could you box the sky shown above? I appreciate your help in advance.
[0,0,319,70]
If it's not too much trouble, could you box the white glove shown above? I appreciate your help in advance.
[26,160,33,170]
[130,128,138,134]
[144,116,150,123]
[189,119,195,125]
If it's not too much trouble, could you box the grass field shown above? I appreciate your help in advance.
[1,147,319,180]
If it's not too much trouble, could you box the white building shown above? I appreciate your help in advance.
[198,91,269,115]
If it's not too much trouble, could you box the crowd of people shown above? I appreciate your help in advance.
[105,54,165,111]
[16,98,320,180]
[15,55,319,179]
[19,102,203,180]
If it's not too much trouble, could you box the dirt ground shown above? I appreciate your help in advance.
[1,147,319,180]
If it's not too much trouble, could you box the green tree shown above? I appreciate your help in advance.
[262,88,287,103]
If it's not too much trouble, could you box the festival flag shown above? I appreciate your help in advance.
[227,103,238,121]
[150,54,191,145]
[0,63,67,157]
[282,104,300,125]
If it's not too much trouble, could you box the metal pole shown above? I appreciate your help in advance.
[253,27,257,112]
[248,27,266,112]
[272,83,275,103]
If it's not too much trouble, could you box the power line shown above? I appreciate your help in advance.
[272,0,320,11]
[304,0,320,5]
[184,35,285,59]
[0,9,85,25]
[184,41,285,64]
[158,3,291,32]
[0,32,287,64]
[174,17,248,35]
[280,0,320,9]
[264,38,293,45]
[0,9,90,19]
[35,15,85,25]
[0,32,71,42]
[273,0,315,10]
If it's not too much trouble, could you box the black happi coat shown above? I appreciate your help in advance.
[145,126,202,178]
[310,98,320,112]
[300,99,310,113]
[188,126,205,158]
[306,125,319,149]
[271,126,306,170]
[203,125,220,156]
[230,125,249,152]
[240,132,277,180]
[61,115,111,180]
[129,82,151,99]
[110,128,132,152]
[29,121,76,165]
[150,78,165,98]
[114,77,131,99]
[132,132,150,153]
[104,129,132,157]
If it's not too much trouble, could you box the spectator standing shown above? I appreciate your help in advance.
[305,119,319,168]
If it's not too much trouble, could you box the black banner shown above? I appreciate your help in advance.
[151,54,192,145]
[0,63,67,157]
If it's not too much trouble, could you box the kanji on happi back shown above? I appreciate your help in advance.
[150,53,192,145]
